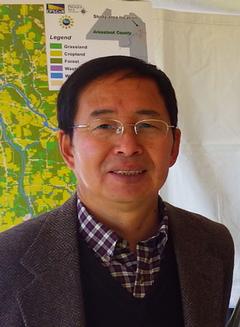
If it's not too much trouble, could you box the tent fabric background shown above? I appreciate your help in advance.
[152,0,240,15]
[153,9,240,307]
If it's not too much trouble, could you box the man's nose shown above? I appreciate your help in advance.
[113,128,143,157]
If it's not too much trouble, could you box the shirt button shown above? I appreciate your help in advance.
[102,256,110,263]
[139,276,145,285]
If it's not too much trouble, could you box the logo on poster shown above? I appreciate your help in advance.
[46,4,65,14]
[59,15,74,29]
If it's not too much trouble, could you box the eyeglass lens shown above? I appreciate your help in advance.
[89,119,169,138]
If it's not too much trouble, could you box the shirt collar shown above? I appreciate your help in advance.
[77,198,168,260]
[77,200,118,259]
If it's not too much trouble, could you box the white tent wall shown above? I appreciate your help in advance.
[152,0,240,15]
[152,8,240,307]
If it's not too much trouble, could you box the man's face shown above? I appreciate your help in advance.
[59,72,180,206]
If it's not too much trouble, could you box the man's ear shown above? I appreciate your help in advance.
[169,128,181,167]
[58,130,75,169]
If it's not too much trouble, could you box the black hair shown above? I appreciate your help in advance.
[57,55,178,138]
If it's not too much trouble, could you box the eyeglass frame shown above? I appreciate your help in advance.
[71,118,176,137]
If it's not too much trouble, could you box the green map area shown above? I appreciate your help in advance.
[0,4,75,231]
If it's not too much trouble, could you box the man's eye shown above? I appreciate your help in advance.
[139,122,156,129]
[94,124,114,130]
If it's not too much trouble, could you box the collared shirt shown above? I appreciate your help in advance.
[77,199,168,298]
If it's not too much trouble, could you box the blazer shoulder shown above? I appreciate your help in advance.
[0,197,73,263]
[0,209,53,267]
[0,193,77,254]
[165,202,234,258]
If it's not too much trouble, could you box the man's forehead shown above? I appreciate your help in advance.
[73,74,169,123]
[76,73,161,108]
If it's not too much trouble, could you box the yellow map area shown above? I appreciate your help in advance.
[0,4,75,231]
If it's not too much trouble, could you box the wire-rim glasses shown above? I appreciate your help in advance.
[72,118,175,139]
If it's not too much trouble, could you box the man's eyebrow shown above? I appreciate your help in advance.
[89,109,115,117]
[136,109,161,117]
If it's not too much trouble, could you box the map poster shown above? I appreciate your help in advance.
[0,0,154,231]
[44,1,155,90]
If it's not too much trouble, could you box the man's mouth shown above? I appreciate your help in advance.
[110,170,146,176]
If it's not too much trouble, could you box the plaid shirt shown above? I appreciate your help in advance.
[77,199,168,298]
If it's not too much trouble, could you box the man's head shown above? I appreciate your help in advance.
[57,55,178,139]
[58,56,180,209]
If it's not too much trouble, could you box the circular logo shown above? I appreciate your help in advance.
[59,15,74,29]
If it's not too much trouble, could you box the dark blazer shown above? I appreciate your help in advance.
[0,194,234,327]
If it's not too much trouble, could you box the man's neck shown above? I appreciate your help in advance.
[78,194,159,253]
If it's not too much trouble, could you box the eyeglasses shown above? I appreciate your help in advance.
[72,119,175,139]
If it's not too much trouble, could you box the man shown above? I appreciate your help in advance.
[0,56,234,327]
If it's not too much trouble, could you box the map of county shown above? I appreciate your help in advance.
[0,4,75,231]
[87,9,148,61]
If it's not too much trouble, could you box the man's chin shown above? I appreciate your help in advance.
[102,189,156,205]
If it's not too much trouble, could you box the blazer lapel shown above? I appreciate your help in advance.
[166,203,225,327]
[17,194,86,327]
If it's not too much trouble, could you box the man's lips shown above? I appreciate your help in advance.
[109,169,146,176]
